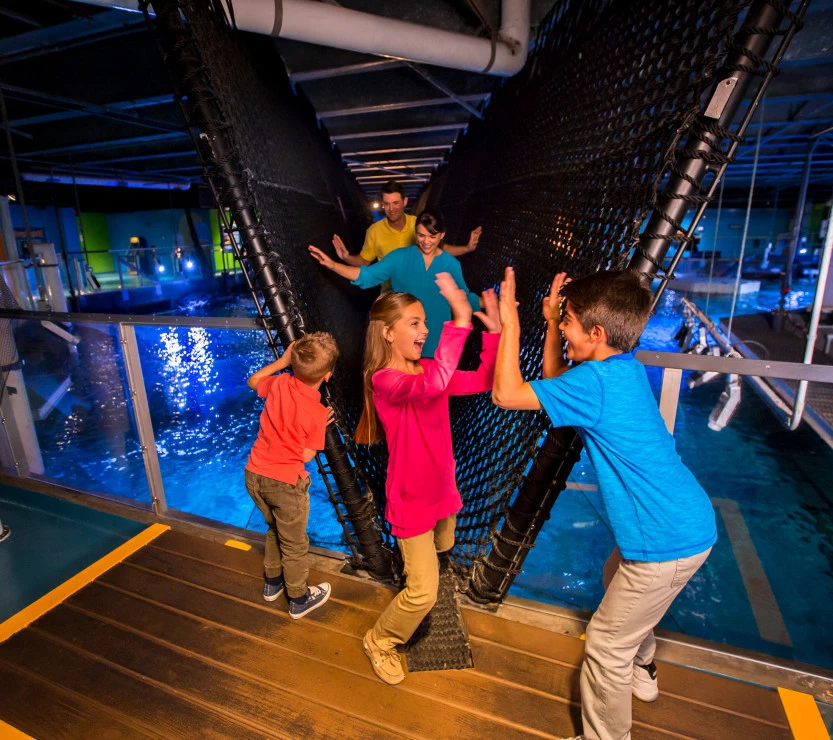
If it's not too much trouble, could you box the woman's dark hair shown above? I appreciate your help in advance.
[415,209,446,235]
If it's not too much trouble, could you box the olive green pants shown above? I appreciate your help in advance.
[371,516,456,652]
[245,470,310,599]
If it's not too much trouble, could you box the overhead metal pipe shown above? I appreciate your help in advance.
[73,0,531,76]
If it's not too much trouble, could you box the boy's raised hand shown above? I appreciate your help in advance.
[435,271,473,327]
[543,272,571,322]
[499,266,520,328]
[308,245,335,270]
[332,234,349,261]
[475,288,500,333]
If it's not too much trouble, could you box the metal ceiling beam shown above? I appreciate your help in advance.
[0,83,182,134]
[330,123,466,140]
[737,98,833,158]
[346,157,444,166]
[82,148,198,165]
[9,93,174,127]
[0,7,43,27]
[404,61,485,119]
[290,60,405,82]
[0,10,145,66]
[22,131,188,158]
[341,144,453,156]
[318,94,489,119]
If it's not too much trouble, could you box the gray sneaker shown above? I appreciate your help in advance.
[288,583,331,619]
[632,661,659,702]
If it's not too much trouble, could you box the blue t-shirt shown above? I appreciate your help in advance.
[530,354,716,562]
[352,246,480,357]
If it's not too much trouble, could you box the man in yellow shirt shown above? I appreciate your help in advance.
[332,181,481,266]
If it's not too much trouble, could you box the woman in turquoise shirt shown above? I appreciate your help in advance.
[308,210,480,357]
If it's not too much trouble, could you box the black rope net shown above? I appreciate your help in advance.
[162,0,771,578]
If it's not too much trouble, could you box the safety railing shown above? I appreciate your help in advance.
[0,310,352,556]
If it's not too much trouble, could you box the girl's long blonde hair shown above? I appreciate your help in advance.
[354,291,421,445]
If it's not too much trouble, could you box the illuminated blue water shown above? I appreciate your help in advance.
[22,279,833,669]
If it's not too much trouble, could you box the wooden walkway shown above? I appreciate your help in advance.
[0,529,795,739]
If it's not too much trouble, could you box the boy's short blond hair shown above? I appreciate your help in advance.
[290,332,339,383]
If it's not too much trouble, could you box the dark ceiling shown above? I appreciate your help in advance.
[1,0,832,213]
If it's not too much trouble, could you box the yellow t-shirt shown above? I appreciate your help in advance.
[359,213,417,263]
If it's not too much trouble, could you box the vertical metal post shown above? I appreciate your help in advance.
[118,323,168,515]
[782,142,817,304]
[0,90,33,258]
[658,368,684,433]
[789,197,833,430]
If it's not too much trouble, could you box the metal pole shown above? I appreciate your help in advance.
[782,141,817,306]
[118,323,168,514]
[144,0,391,580]
[789,196,833,430]
[728,99,765,341]
[0,90,33,256]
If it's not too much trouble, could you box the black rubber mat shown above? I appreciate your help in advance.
[403,557,473,673]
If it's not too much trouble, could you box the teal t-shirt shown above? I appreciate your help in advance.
[530,354,717,562]
[352,246,480,357]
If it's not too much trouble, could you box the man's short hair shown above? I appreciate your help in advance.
[560,270,652,352]
[290,332,339,383]
[380,180,406,199]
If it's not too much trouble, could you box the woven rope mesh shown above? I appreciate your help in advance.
[173,0,753,574]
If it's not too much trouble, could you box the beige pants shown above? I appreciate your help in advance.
[581,546,712,740]
[371,516,456,652]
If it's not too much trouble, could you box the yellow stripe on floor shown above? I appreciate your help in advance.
[778,687,830,740]
[224,539,252,551]
[0,522,169,644]
[0,718,34,739]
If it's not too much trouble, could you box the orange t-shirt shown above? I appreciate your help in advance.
[245,373,328,486]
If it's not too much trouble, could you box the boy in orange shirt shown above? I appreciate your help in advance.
[245,333,339,619]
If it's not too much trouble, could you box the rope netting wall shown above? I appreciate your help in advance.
[422,0,754,572]
[147,0,797,584]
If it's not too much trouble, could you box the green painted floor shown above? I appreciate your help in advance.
[0,483,145,623]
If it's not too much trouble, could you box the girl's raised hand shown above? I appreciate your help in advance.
[435,271,473,327]
[308,245,335,270]
[542,272,571,322]
[475,288,500,333]
[498,266,520,328]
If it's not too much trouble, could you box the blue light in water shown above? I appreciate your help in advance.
[799,248,807,255]
[185,260,194,269]
[157,264,166,273]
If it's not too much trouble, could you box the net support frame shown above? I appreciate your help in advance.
[141,0,392,581]
[465,0,805,604]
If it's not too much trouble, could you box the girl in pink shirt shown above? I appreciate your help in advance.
[355,272,501,685]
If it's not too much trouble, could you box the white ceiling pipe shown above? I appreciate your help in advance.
[74,0,531,77]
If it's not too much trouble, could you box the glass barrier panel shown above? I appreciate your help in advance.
[512,281,833,671]
[11,318,151,503]
[134,324,348,552]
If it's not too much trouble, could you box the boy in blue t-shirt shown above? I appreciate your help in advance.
[493,267,716,740]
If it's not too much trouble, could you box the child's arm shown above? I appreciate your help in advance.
[542,273,571,379]
[374,273,472,405]
[247,342,294,391]
[448,288,501,395]
[492,267,542,411]
[301,407,334,462]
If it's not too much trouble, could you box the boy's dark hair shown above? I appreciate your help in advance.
[560,270,652,352]
[290,332,339,383]
[380,180,406,198]
[415,208,445,235]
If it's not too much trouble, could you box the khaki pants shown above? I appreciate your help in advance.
[244,470,310,599]
[581,546,712,740]
[372,516,456,652]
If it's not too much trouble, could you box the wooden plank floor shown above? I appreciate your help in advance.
[0,529,793,739]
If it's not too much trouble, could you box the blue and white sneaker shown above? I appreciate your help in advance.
[263,577,285,602]
[288,583,331,619]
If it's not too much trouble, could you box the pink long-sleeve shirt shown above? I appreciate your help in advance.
[372,322,500,539]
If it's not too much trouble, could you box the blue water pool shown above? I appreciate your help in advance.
[17,281,833,669]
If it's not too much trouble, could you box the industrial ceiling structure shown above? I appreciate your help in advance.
[0,0,832,211]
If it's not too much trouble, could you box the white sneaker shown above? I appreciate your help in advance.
[632,661,659,702]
